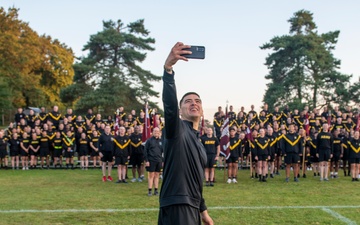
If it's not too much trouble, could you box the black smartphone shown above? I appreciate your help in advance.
[181,46,205,59]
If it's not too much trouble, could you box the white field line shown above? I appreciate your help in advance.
[322,208,357,225]
[0,205,359,214]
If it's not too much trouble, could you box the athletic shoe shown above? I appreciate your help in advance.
[159,175,163,180]
[102,176,107,182]
[26,167,29,170]
[122,179,128,183]
[232,178,238,184]
[148,192,152,196]
[115,180,122,183]
[285,177,289,183]
[270,174,274,178]
[154,191,159,196]
[140,175,145,180]
[294,177,299,182]
[320,178,323,181]
[355,178,359,182]
[302,174,306,178]
[314,173,317,177]
[107,176,113,182]
[205,182,210,186]
[324,178,329,181]
[275,171,280,175]
[22,167,25,170]
[226,179,232,184]
[137,178,143,182]
[210,182,214,187]
[131,178,137,183]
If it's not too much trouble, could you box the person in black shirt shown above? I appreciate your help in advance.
[347,130,360,181]
[254,128,270,182]
[226,127,241,184]
[14,108,26,125]
[29,132,40,169]
[8,133,20,170]
[330,129,343,178]
[200,127,219,187]
[63,130,75,170]
[52,131,63,168]
[281,124,302,182]
[144,127,163,196]
[159,42,213,225]
[20,132,30,170]
[78,132,89,170]
[48,106,62,130]
[89,130,100,168]
[130,126,144,182]
[113,126,131,183]
[39,130,51,169]
[98,125,114,182]
[316,123,333,181]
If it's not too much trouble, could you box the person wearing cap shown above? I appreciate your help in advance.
[158,42,213,225]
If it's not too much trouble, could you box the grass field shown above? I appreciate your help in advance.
[0,167,359,225]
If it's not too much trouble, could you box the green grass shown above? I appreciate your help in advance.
[0,168,359,225]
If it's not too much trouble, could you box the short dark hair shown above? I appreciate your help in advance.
[179,92,201,106]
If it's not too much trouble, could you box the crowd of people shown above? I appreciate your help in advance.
[0,102,359,186]
[206,103,360,184]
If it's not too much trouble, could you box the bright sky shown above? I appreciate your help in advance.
[2,1,360,120]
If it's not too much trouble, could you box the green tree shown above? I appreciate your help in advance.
[61,19,160,114]
[0,7,74,108]
[260,10,359,111]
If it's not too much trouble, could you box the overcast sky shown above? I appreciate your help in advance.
[2,0,360,120]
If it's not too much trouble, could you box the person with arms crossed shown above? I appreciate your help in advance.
[159,42,213,225]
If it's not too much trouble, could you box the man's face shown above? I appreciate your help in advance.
[180,94,203,121]
[105,126,111,134]
[119,127,125,136]
[153,128,160,138]
[207,128,213,136]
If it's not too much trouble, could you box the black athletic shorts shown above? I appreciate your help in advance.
[53,149,62,158]
[10,150,19,157]
[78,149,89,157]
[205,154,217,168]
[101,151,113,162]
[158,204,201,225]
[348,158,360,164]
[318,150,331,162]
[20,149,28,157]
[310,156,319,163]
[130,154,144,167]
[115,156,128,165]
[257,154,268,162]
[29,149,38,156]
[146,161,162,172]
[331,153,341,162]
[91,150,99,157]
[0,149,7,158]
[39,148,50,157]
[64,149,74,158]
[226,156,238,164]
[284,153,300,165]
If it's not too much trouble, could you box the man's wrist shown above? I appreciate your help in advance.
[164,65,173,73]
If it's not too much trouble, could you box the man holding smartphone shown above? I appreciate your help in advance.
[158,42,213,225]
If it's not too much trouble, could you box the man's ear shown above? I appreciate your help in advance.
[179,108,182,116]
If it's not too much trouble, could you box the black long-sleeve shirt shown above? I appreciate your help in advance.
[281,132,303,155]
[113,135,130,157]
[98,133,114,153]
[160,70,207,213]
[316,132,333,154]
[144,136,163,162]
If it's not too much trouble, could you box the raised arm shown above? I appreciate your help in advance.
[162,42,191,139]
